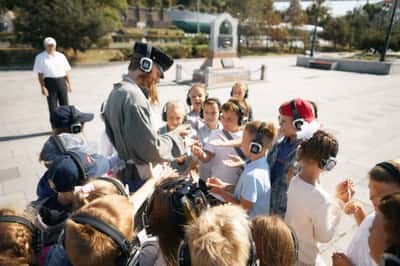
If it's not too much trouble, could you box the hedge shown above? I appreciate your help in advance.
[0,48,38,68]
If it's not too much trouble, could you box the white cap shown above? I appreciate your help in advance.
[43,37,56,47]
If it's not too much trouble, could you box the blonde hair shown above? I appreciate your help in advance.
[165,100,186,116]
[0,209,34,266]
[65,195,134,266]
[188,83,206,96]
[251,216,296,266]
[72,178,127,210]
[185,205,251,266]
[245,120,277,149]
[129,52,159,104]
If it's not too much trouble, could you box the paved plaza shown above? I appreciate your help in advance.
[0,55,399,264]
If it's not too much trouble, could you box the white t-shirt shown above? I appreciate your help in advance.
[33,51,71,78]
[204,129,243,184]
[285,176,342,266]
[346,212,378,266]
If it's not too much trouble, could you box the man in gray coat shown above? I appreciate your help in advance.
[104,43,188,191]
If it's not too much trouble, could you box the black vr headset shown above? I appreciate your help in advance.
[142,177,208,237]
[0,215,43,255]
[59,213,143,266]
[249,122,266,155]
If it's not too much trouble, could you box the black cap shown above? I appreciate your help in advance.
[48,155,81,192]
[52,105,94,129]
[133,42,174,73]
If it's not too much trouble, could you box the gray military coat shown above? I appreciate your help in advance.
[104,75,185,179]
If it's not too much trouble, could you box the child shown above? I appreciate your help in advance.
[285,130,353,266]
[64,195,135,266]
[159,100,188,134]
[183,204,253,266]
[186,83,207,131]
[332,159,400,266]
[268,98,317,217]
[208,120,277,217]
[251,215,297,266]
[197,98,222,180]
[159,101,195,174]
[231,81,253,121]
[192,99,248,187]
[146,177,208,266]
[0,209,37,266]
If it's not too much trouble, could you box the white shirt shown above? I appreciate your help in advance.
[204,129,243,185]
[285,176,342,266]
[197,123,222,180]
[346,212,378,266]
[33,51,71,78]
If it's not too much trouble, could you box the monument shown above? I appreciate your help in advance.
[192,13,251,86]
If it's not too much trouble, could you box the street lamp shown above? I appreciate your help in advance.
[380,0,399,61]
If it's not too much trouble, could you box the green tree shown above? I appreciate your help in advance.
[320,17,350,49]
[12,0,127,51]
[286,0,305,26]
[305,2,331,28]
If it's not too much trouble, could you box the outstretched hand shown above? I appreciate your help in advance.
[336,179,356,203]
[223,154,245,168]
[149,163,178,184]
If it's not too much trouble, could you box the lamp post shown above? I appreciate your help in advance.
[310,0,322,57]
[380,0,399,62]
[197,0,200,34]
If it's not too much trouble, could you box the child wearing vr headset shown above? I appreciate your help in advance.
[230,82,253,122]
[285,130,355,266]
[0,208,39,266]
[196,98,222,180]
[186,83,208,131]
[192,99,249,200]
[332,159,400,266]
[268,98,318,217]
[159,100,197,175]
[207,120,277,217]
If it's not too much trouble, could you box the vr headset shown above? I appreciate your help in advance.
[0,215,43,255]
[142,177,208,236]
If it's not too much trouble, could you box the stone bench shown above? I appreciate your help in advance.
[309,60,337,70]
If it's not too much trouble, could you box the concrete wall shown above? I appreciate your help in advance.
[296,56,397,75]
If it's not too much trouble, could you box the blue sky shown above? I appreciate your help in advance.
[273,0,381,17]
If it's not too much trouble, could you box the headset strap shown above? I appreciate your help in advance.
[65,150,88,180]
[0,215,36,232]
[290,100,301,121]
[95,177,129,197]
[222,130,247,161]
[53,134,67,153]
[71,213,133,255]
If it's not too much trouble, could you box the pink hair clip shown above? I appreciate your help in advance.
[74,183,96,198]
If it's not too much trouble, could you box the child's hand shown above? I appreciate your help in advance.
[175,124,191,138]
[343,200,364,215]
[223,154,245,168]
[332,252,352,266]
[176,155,187,165]
[149,163,178,184]
[336,179,355,203]
[206,177,227,191]
[191,145,205,159]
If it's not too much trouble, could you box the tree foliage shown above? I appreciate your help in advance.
[12,0,127,51]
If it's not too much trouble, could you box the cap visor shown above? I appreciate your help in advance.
[78,112,94,123]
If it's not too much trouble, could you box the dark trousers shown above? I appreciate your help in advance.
[44,77,69,126]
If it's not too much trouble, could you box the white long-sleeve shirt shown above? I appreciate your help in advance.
[285,176,343,265]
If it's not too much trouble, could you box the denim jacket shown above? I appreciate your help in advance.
[267,137,301,217]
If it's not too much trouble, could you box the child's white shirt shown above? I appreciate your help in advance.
[285,175,343,266]
[203,129,243,184]
[346,212,378,266]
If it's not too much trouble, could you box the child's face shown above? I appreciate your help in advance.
[221,110,239,132]
[231,85,246,100]
[203,103,219,126]
[278,115,297,137]
[188,87,206,112]
[167,107,186,131]
[240,130,253,158]
[368,179,400,211]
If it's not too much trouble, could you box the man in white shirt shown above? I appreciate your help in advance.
[33,37,73,126]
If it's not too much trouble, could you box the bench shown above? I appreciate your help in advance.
[309,60,337,70]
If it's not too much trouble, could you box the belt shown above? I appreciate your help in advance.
[44,76,65,80]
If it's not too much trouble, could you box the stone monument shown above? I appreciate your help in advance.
[192,13,251,86]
